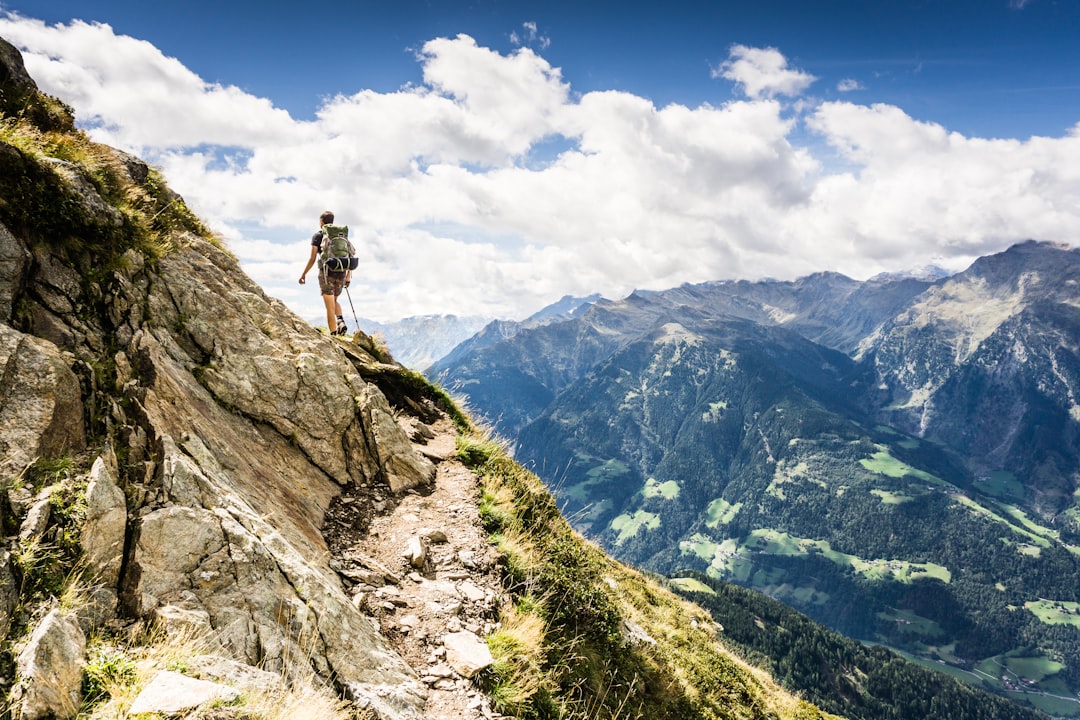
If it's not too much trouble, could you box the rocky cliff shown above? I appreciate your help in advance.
[0,34,440,719]
[0,37,834,720]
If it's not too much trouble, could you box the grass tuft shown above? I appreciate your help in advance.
[484,602,547,714]
[81,641,138,706]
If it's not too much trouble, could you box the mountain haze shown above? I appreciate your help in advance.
[361,313,488,370]
[432,241,1080,716]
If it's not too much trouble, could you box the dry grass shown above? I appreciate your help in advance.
[230,680,352,720]
[0,112,221,262]
[79,623,353,720]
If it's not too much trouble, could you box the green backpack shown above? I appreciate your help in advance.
[319,224,358,272]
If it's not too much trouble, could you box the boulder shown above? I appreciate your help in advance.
[151,604,216,643]
[18,486,53,543]
[357,383,437,494]
[181,655,282,693]
[128,670,239,716]
[80,447,127,587]
[404,535,429,569]
[14,609,86,720]
[443,631,494,678]
[0,324,85,478]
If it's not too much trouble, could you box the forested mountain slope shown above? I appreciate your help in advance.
[431,241,1080,716]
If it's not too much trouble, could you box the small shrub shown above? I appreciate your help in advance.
[82,642,138,706]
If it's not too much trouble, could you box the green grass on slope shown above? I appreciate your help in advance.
[454,431,834,720]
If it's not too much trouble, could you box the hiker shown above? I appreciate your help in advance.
[299,210,355,335]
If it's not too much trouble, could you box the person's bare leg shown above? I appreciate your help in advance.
[322,292,336,331]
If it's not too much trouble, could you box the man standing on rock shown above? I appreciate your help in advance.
[299,210,353,335]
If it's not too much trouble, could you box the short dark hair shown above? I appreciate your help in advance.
[320,210,335,224]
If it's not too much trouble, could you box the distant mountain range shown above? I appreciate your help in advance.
[360,314,488,370]
[362,294,602,370]
[429,240,1080,716]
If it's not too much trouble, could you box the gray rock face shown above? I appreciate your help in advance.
[0,324,86,478]
[112,238,430,718]
[0,210,433,719]
[14,609,86,720]
[147,242,373,487]
[0,221,29,323]
[1,44,445,716]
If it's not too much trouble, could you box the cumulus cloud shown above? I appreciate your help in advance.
[1,13,1078,327]
[714,44,817,99]
[837,78,864,92]
[0,16,299,149]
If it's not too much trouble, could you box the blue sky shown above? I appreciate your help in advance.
[16,0,1079,136]
[1,1,1079,323]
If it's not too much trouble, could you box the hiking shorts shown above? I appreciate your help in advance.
[319,269,346,297]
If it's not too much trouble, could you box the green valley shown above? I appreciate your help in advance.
[432,243,1080,713]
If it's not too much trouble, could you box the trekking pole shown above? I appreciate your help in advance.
[344,284,360,335]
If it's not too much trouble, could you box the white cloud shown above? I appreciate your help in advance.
[714,44,817,99]
[2,13,1078,328]
[511,21,550,50]
[837,78,863,92]
[795,102,1080,269]
[0,16,299,149]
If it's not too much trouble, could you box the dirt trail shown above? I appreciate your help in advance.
[324,416,506,720]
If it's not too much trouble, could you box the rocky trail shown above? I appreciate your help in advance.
[323,414,506,720]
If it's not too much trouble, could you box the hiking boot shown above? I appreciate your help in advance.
[334,318,348,336]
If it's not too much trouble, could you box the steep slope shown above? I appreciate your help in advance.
[0,38,839,720]
[866,240,1080,524]
[670,572,1047,720]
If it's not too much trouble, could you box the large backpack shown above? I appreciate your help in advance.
[319,224,359,273]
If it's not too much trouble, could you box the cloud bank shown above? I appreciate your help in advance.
[2,14,1079,325]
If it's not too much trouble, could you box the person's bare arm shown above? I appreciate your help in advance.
[299,245,318,283]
